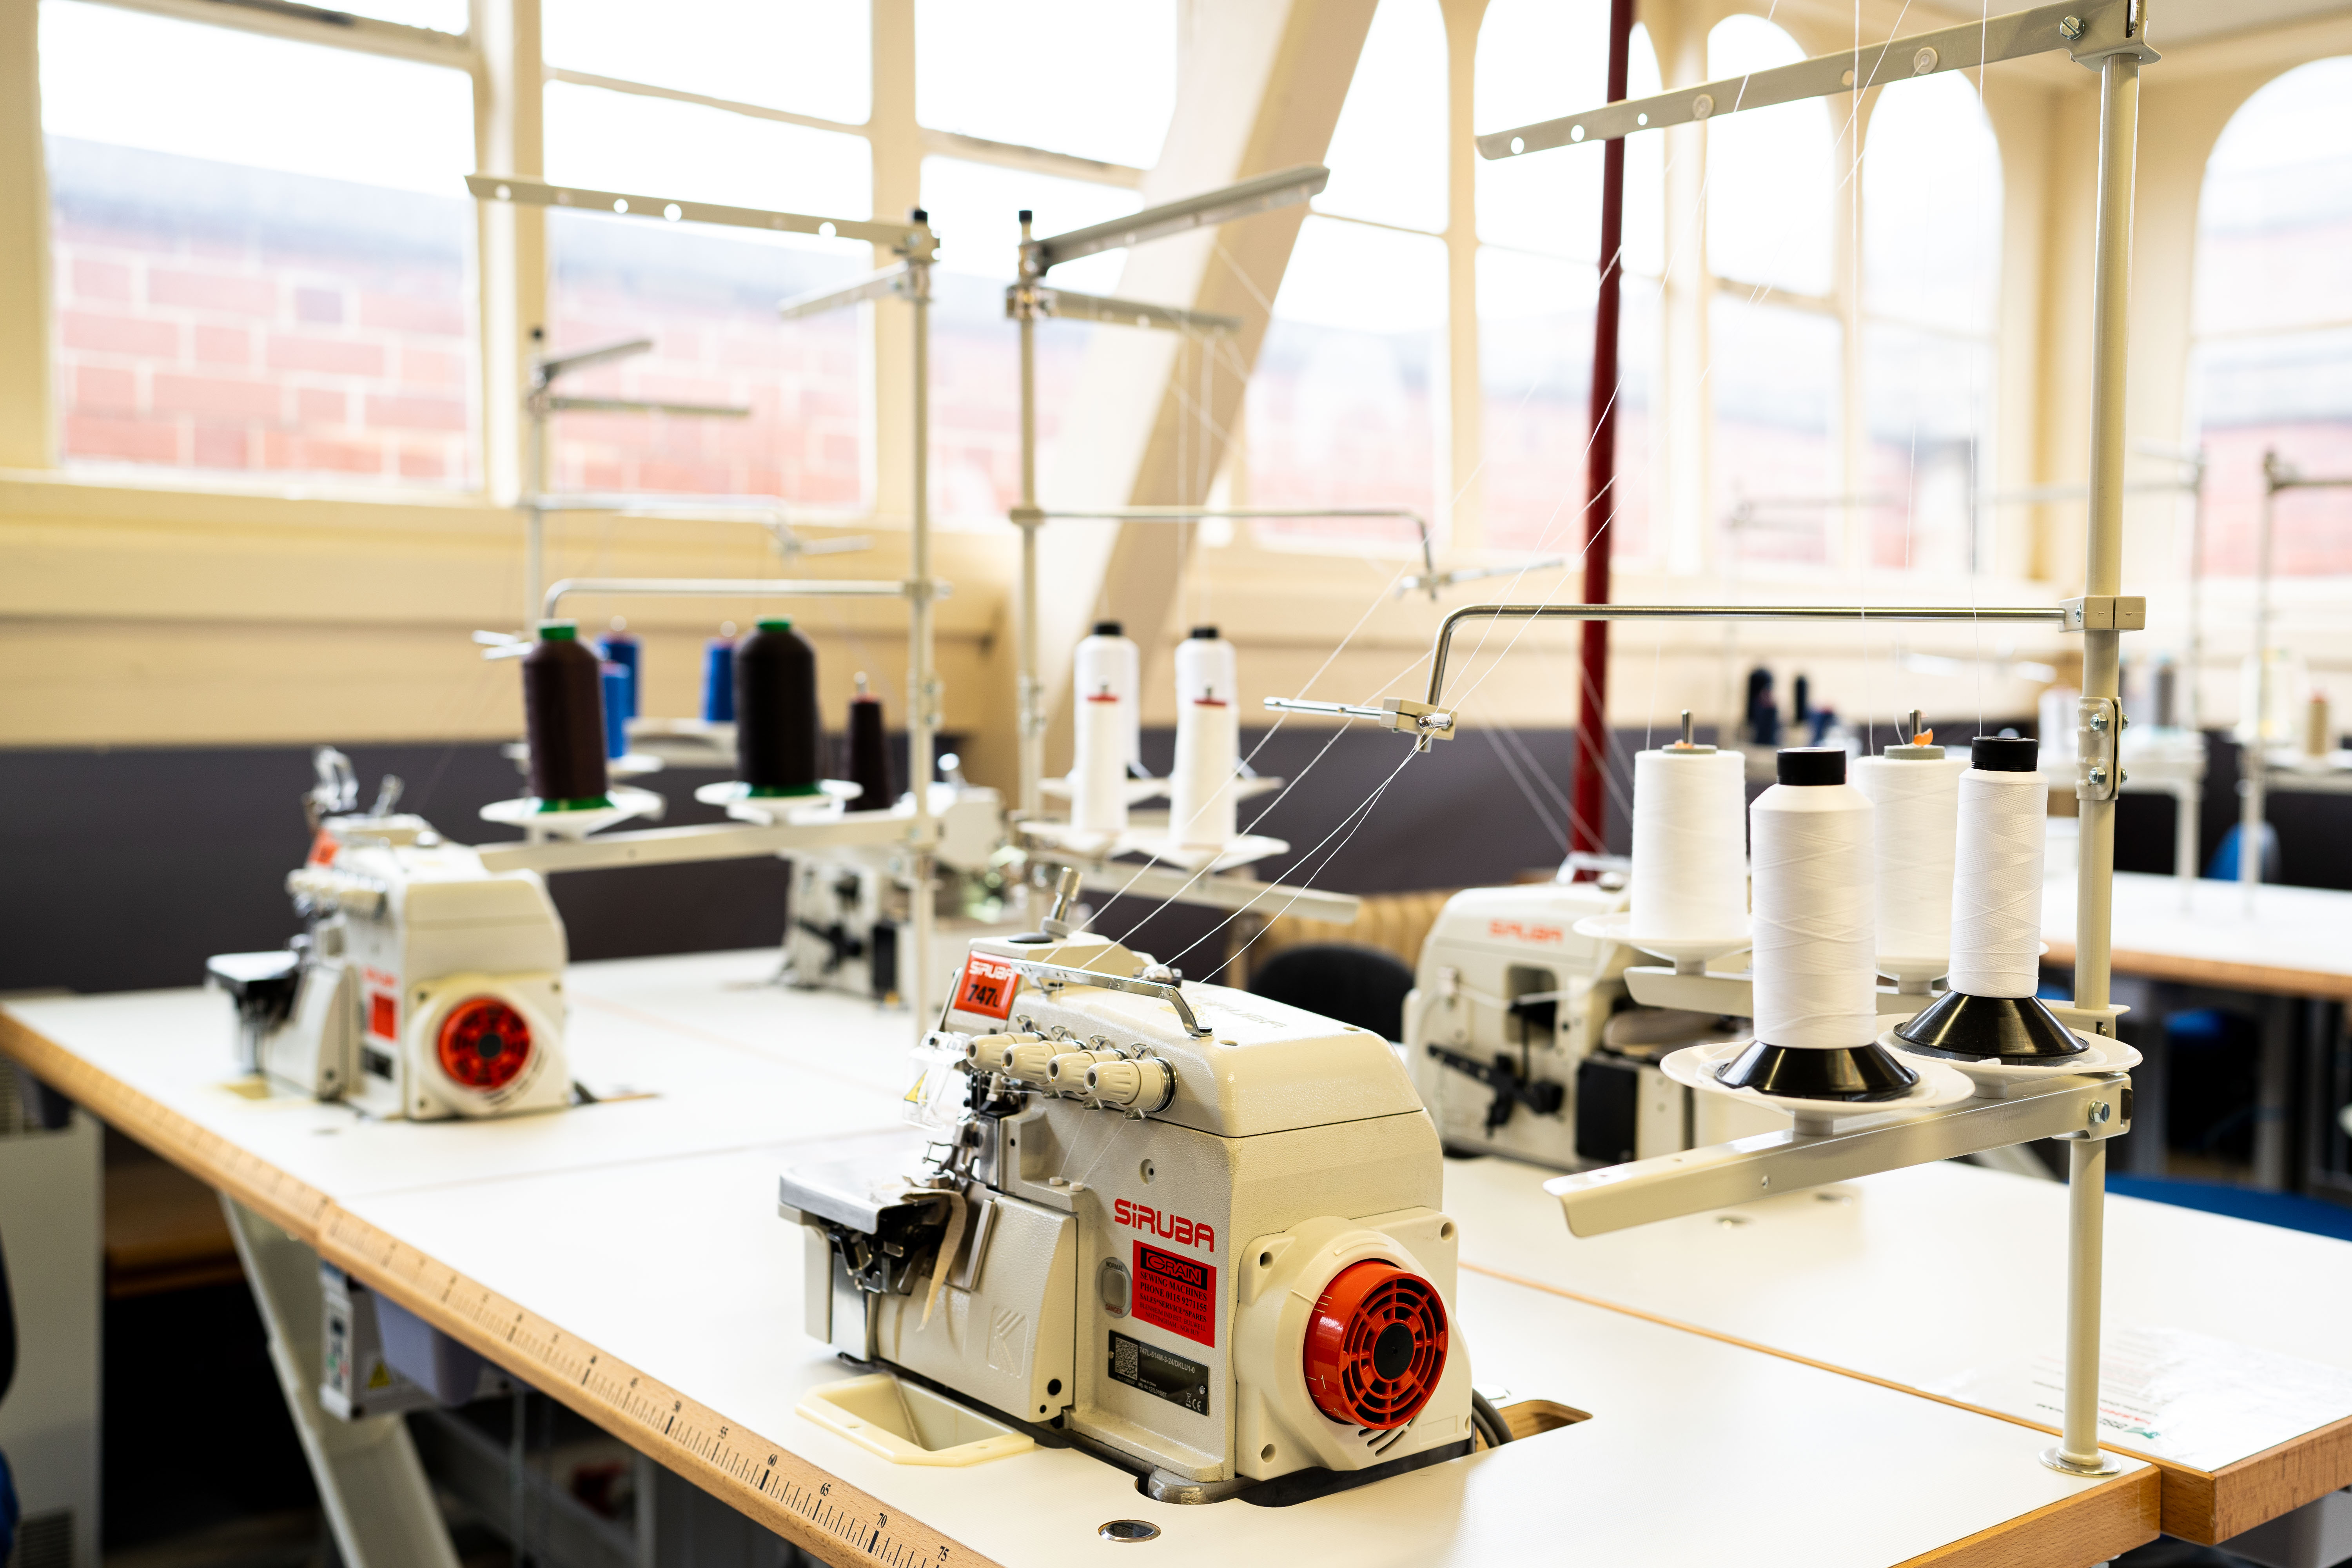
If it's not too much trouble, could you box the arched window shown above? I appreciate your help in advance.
[1246,0,1447,550]
[2189,57,2352,578]
[1860,71,2001,573]
[1473,0,1662,557]
[1707,15,1839,566]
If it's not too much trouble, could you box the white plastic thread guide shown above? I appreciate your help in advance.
[1750,779,1878,1049]
[1169,631,1239,848]
[1852,754,1965,975]
[1949,768,2046,998]
[1628,748,1749,944]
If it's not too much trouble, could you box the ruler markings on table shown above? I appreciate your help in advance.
[0,1013,332,1241]
[316,1205,995,1568]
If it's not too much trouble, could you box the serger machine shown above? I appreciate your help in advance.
[779,886,1478,1503]
[208,751,572,1121]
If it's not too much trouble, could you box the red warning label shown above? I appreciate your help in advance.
[1132,1240,1216,1348]
[368,991,398,1041]
[953,953,1018,1020]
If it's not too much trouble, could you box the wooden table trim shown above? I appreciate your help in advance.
[0,1011,330,1243]
[2041,940,2352,1003]
[1901,1465,2159,1567]
[315,1206,996,1568]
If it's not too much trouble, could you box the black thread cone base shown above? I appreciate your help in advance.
[1713,1039,1920,1103]
[1894,991,2085,1062]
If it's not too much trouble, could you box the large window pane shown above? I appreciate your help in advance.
[1706,16,1832,297]
[2194,58,2352,339]
[1475,1,1663,269]
[545,214,871,505]
[1318,0,1445,234]
[915,0,1176,169]
[2189,58,2352,579]
[1713,296,1840,566]
[1477,248,1655,561]
[542,83,874,504]
[1863,73,2000,329]
[544,0,869,124]
[1861,327,1989,574]
[920,158,1138,526]
[1245,218,1443,550]
[544,82,871,216]
[2191,329,2352,577]
[40,0,479,485]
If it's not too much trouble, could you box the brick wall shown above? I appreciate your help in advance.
[47,138,479,486]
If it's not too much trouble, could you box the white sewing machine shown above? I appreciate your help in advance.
[782,783,1021,1004]
[209,752,571,1121]
[1403,878,1762,1169]
[780,907,1475,1504]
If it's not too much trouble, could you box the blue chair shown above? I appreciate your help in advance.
[2204,820,2279,882]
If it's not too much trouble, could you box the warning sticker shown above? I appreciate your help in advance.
[368,991,398,1041]
[1132,1241,1216,1348]
[953,953,1018,1020]
[1109,1330,1209,1416]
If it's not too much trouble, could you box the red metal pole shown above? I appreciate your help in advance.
[1571,0,1635,862]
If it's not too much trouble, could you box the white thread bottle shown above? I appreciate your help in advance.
[1071,624,1131,835]
[1893,735,2084,1061]
[1851,710,1967,995]
[1078,619,1143,777]
[1168,626,1239,848]
[1717,746,1918,1102]
[1628,710,1750,966]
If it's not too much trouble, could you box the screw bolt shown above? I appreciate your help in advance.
[2089,766,2109,787]
[2060,15,2084,39]
[2089,710,2109,731]
[2089,1101,2112,1126]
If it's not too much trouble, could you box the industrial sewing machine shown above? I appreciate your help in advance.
[781,782,1020,1005]
[780,889,1475,1503]
[208,750,572,1121]
[1403,876,1763,1169]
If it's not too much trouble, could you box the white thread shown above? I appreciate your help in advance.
[1750,780,1879,1049]
[1628,748,1749,944]
[1074,626,1142,770]
[1948,768,2045,998]
[1169,633,1239,847]
[1851,754,1965,974]
[1071,686,1127,834]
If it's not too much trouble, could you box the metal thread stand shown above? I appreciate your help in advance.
[469,175,947,1036]
[1287,0,2159,1479]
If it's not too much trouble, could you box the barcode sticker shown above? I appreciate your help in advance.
[953,953,1018,1020]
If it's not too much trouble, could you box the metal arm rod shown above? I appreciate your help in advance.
[543,396,751,418]
[1017,286,1242,336]
[541,577,923,620]
[466,174,911,246]
[1420,603,2065,712]
[1024,165,1329,271]
[780,265,917,321]
[1004,958,1211,1039]
[1475,1,2152,159]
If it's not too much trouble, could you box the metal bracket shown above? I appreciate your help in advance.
[1547,1071,2131,1236]
[2060,595,2147,633]
[1005,958,1212,1039]
[1261,695,1456,751]
[2078,695,2121,802]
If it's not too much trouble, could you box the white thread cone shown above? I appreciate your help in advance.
[1948,769,2045,998]
[1629,748,1749,945]
[1750,781,1878,1049]
[1852,754,1965,976]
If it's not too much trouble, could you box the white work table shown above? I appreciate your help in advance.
[1,952,2158,1568]
[2040,869,2352,1002]
[1444,1154,2352,1545]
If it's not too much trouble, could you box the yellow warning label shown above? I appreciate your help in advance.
[367,1360,394,1390]
[904,1073,927,1103]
